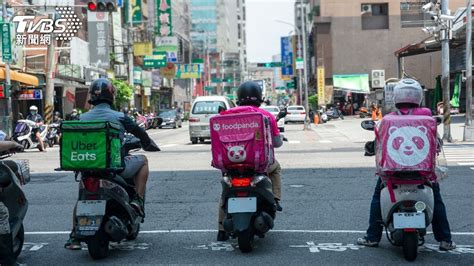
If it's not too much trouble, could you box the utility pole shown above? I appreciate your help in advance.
[2,2,12,136]
[300,0,310,130]
[441,0,452,142]
[465,0,474,141]
[128,0,135,107]
[44,16,55,124]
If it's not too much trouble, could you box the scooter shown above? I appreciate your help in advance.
[361,120,437,261]
[325,107,344,120]
[359,107,370,118]
[72,135,157,260]
[46,123,61,147]
[12,120,48,151]
[220,112,287,253]
[0,143,29,265]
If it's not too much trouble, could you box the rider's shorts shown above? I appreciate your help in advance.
[119,155,146,180]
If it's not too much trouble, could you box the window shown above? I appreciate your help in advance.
[361,3,389,30]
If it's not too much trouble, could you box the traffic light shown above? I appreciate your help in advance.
[87,0,117,12]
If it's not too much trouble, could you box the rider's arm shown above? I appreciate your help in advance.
[121,115,152,146]
[268,115,283,148]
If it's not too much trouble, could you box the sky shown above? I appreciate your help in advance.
[246,0,295,63]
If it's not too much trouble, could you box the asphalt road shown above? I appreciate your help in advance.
[10,118,474,265]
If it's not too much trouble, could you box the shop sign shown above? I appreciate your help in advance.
[0,84,4,98]
[18,89,42,100]
[160,62,176,80]
[133,42,153,56]
[156,0,172,37]
[176,64,201,79]
[317,67,325,105]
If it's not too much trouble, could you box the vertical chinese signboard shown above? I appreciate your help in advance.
[317,67,325,106]
[280,37,293,80]
[1,22,12,62]
[88,12,110,69]
[156,0,172,37]
[132,0,142,26]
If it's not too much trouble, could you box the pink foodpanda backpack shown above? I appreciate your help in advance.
[375,108,438,180]
[210,106,274,173]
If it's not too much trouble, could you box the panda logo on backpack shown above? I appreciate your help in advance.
[213,123,220,131]
[227,145,247,163]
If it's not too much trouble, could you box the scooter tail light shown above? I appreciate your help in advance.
[404,228,416,232]
[231,177,252,187]
[83,177,100,193]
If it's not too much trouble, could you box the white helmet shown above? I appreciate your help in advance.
[29,105,38,111]
[393,78,423,108]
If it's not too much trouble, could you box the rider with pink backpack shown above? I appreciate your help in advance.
[213,81,284,242]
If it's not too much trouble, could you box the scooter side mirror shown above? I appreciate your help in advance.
[361,120,375,131]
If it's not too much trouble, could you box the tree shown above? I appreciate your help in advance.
[112,79,133,109]
[308,94,318,110]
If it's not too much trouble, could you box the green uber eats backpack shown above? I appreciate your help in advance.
[60,121,122,171]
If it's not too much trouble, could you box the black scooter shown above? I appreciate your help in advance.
[325,106,344,120]
[73,135,157,259]
[0,143,29,265]
[220,111,287,253]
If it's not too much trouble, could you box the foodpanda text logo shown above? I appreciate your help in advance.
[216,122,260,131]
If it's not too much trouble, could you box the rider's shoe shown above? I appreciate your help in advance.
[64,232,82,250]
[275,199,283,212]
[439,241,456,251]
[356,236,379,247]
[130,195,145,218]
[217,230,229,242]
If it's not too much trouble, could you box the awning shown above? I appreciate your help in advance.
[0,68,39,86]
[333,74,370,93]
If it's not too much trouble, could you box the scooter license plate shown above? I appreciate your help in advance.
[76,200,106,216]
[228,197,256,214]
[393,212,425,229]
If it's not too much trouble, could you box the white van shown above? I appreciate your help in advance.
[189,96,236,144]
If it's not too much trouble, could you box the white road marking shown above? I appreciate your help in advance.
[161,144,178,148]
[457,162,474,166]
[470,167,474,170]
[319,140,332,143]
[25,229,474,236]
[288,140,301,144]
[290,185,304,188]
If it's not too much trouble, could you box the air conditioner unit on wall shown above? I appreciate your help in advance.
[371,70,385,88]
[361,4,372,14]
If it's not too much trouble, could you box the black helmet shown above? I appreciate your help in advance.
[88,78,116,105]
[236,81,263,106]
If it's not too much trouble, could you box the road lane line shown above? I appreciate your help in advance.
[25,229,474,236]
[457,162,474,166]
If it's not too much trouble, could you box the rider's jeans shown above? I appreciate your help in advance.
[366,177,452,243]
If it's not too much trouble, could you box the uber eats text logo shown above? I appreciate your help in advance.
[70,141,97,161]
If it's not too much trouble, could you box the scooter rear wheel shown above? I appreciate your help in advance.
[126,224,140,241]
[87,229,109,260]
[238,229,254,253]
[402,232,418,261]
[12,224,24,258]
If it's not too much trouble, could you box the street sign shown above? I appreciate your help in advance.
[1,22,12,62]
[257,62,282,68]
[317,67,325,105]
[18,89,42,100]
[296,58,304,70]
[117,0,123,7]
[144,51,167,69]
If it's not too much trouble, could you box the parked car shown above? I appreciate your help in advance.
[158,110,183,129]
[285,105,306,123]
[189,96,235,144]
[260,105,285,132]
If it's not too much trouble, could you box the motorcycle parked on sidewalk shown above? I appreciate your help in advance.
[12,120,48,151]
[0,143,29,265]
[361,117,443,261]
[325,107,344,121]
[359,107,370,118]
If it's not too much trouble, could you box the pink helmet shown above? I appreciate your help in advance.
[393,78,423,107]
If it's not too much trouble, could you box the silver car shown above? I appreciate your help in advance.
[260,105,285,132]
[188,96,235,144]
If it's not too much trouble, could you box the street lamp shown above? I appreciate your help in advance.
[275,17,310,130]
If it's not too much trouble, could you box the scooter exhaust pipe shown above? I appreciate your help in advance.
[104,216,128,242]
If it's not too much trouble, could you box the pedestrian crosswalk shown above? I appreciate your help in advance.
[442,143,474,167]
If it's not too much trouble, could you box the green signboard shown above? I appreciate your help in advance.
[132,0,142,25]
[156,0,172,36]
[192,58,204,64]
[204,86,213,91]
[1,22,12,62]
[333,74,370,93]
[144,51,167,69]
[257,62,282,68]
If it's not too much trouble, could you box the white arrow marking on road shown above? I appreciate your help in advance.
[319,140,332,143]
[288,140,301,144]
[290,242,364,253]
[161,144,178,148]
